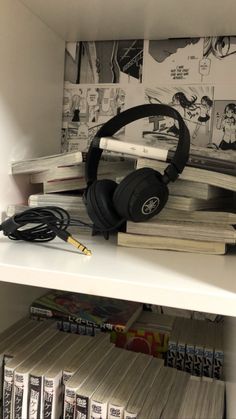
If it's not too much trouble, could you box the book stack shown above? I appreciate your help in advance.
[29,290,143,335]
[118,157,236,255]
[11,151,134,194]
[0,316,225,419]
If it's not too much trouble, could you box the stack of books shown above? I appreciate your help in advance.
[29,290,143,335]
[118,157,236,255]
[11,150,134,194]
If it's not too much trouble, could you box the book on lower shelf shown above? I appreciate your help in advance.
[63,335,114,418]
[111,311,175,358]
[74,347,125,419]
[3,323,57,419]
[29,290,143,333]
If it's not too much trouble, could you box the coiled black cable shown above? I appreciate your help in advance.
[0,207,93,255]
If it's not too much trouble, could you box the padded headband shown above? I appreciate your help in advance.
[85,104,190,185]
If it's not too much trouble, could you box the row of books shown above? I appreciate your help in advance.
[166,317,224,379]
[111,311,224,380]
[0,316,225,419]
[28,290,224,380]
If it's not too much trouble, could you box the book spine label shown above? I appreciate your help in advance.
[213,349,224,380]
[3,367,14,419]
[99,137,168,162]
[44,373,62,419]
[185,343,195,374]
[62,371,73,386]
[75,394,89,419]
[108,403,124,419]
[64,387,76,419]
[202,347,213,378]
[90,401,107,419]
[124,412,137,419]
[14,372,28,419]
[43,378,54,419]
[28,374,42,419]
[193,345,204,376]
[30,306,53,318]
[166,339,177,367]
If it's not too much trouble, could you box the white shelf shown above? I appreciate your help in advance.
[20,0,236,41]
[1,233,236,316]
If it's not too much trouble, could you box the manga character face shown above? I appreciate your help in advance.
[226,107,234,118]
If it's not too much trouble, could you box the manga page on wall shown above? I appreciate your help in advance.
[64,40,143,84]
[61,37,236,169]
[143,37,236,85]
[62,40,144,152]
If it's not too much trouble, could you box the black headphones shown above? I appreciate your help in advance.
[85,104,190,232]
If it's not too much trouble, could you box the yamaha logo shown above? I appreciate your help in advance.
[141,196,160,215]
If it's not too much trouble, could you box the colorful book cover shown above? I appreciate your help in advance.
[30,290,142,332]
[110,327,169,357]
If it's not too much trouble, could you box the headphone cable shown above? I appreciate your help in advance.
[0,206,92,256]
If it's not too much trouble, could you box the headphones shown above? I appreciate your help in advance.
[85,104,190,233]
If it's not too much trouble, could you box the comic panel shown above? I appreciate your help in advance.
[143,37,236,85]
[212,100,236,150]
[64,40,144,84]
[143,38,204,84]
[143,85,214,149]
[202,36,236,85]
[62,83,144,152]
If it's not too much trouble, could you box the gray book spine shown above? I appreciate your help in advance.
[3,368,14,419]
[43,379,53,419]
[75,394,89,419]
[28,375,42,419]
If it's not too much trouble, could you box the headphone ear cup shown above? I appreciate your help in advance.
[86,179,123,230]
[113,168,169,222]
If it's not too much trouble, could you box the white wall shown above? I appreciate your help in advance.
[0,0,65,211]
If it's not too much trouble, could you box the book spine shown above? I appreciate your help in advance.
[166,338,177,368]
[14,372,28,419]
[202,346,214,378]
[213,348,224,380]
[3,367,14,419]
[0,353,5,400]
[176,341,186,371]
[185,342,195,374]
[90,401,107,419]
[75,394,89,419]
[108,403,124,419]
[193,344,204,377]
[43,378,54,419]
[28,374,43,419]
[99,137,169,161]
[44,372,63,419]
[63,387,76,419]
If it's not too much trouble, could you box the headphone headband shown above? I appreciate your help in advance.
[85,104,190,186]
